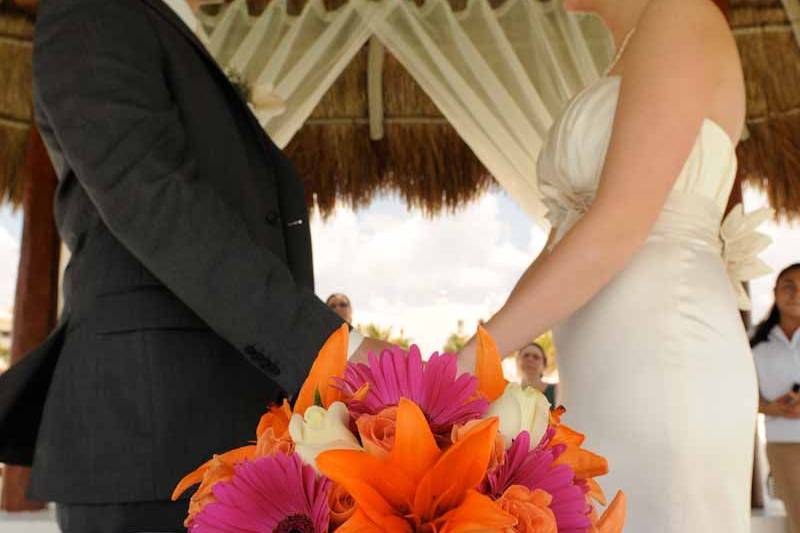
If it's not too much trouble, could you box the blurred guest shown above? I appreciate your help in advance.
[516,342,558,407]
[753,263,800,533]
[326,293,353,324]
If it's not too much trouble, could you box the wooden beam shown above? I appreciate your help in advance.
[367,36,385,141]
[0,126,60,512]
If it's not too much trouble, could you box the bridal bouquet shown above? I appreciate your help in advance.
[173,326,625,532]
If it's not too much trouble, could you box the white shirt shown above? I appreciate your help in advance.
[753,325,800,442]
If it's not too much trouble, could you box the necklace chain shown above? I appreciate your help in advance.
[605,26,637,75]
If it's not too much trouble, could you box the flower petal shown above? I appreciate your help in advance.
[551,424,608,479]
[387,398,440,482]
[475,326,508,403]
[336,507,411,533]
[295,324,350,415]
[414,417,499,520]
[595,491,626,533]
[437,490,517,533]
[171,445,256,501]
[316,448,415,524]
[256,399,292,439]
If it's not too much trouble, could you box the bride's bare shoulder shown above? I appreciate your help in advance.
[634,0,744,135]
[639,0,733,46]
[631,0,738,79]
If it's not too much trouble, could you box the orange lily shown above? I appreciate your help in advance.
[171,445,256,526]
[591,491,626,533]
[294,323,350,415]
[316,398,516,532]
[475,326,508,402]
[548,407,608,480]
[585,478,608,506]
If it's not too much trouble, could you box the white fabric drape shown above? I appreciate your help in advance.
[200,0,373,147]
[200,0,612,223]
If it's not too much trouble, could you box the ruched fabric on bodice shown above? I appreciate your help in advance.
[537,75,737,246]
[536,75,772,310]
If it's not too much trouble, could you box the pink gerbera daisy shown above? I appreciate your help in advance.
[335,346,489,436]
[482,430,592,533]
[191,452,330,533]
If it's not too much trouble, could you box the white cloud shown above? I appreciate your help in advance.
[311,193,547,351]
[0,225,19,312]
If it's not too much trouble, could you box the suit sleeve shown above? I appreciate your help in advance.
[33,0,344,393]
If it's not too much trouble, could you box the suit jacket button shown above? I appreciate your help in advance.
[265,360,281,376]
[265,211,281,226]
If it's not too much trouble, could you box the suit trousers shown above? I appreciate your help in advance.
[56,500,187,533]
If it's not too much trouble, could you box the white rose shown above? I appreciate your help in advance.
[487,383,551,449]
[288,401,362,471]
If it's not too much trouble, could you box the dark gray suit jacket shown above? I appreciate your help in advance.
[0,0,343,503]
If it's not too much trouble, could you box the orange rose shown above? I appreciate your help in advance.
[255,426,295,457]
[253,400,295,457]
[497,485,557,533]
[355,406,398,458]
[451,418,505,470]
[328,481,357,528]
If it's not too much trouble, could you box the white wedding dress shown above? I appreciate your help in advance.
[536,40,772,532]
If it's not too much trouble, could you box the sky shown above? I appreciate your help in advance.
[0,184,796,354]
[0,205,20,317]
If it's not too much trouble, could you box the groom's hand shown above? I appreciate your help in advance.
[349,337,394,364]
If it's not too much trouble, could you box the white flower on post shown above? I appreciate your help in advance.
[288,401,362,472]
[720,204,774,310]
[487,383,551,450]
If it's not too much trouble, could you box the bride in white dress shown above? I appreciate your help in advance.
[459,0,773,530]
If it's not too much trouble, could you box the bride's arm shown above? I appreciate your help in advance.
[460,0,740,367]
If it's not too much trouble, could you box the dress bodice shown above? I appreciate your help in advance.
[536,75,772,310]
[537,75,737,239]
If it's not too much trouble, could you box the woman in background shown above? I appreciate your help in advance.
[753,263,800,533]
[326,293,353,324]
[515,342,559,407]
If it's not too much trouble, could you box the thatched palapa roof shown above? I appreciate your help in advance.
[0,0,33,207]
[285,44,494,216]
[732,0,800,220]
[1,0,800,220]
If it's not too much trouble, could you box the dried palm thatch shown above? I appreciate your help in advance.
[0,2,33,207]
[286,44,494,217]
[0,2,33,205]
[732,0,800,220]
[3,0,800,220]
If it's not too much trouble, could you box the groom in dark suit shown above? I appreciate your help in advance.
[0,0,386,530]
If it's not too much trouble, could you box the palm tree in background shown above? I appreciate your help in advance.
[443,320,469,353]
[358,323,413,349]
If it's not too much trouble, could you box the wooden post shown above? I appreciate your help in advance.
[0,126,60,512]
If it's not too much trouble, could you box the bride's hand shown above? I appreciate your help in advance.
[456,339,477,376]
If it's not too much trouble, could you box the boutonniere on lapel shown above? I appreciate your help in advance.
[224,68,287,124]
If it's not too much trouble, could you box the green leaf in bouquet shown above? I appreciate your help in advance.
[314,387,323,408]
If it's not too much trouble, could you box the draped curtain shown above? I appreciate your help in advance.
[199,0,612,223]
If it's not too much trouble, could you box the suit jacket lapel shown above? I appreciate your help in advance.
[137,0,220,71]
[136,0,284,164]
